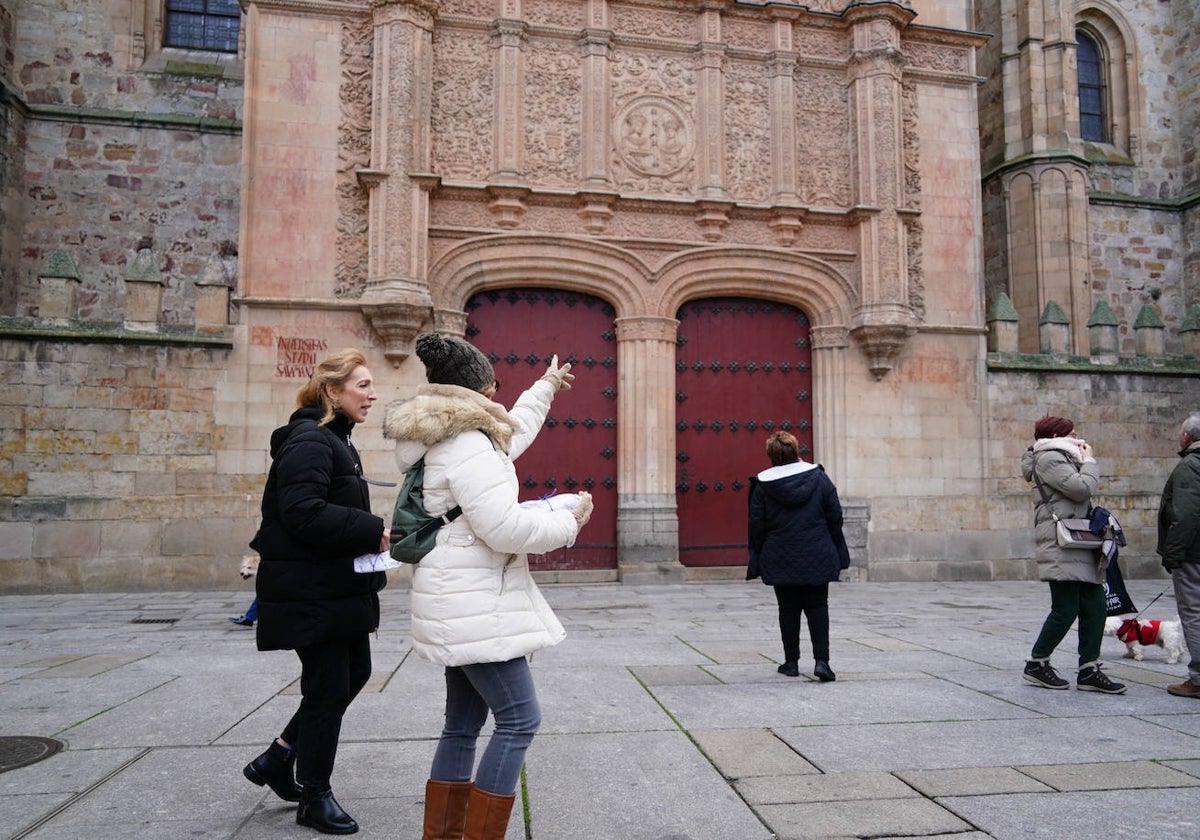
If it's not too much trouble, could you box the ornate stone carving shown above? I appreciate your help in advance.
[852,306,916,379]
[336,13,373,300]
[525,46,582,188]
[724,60,771,203]
[431,30,494,181]
[796,69,851,207]
[360,281,434,365]
[615,316,678,343]
[610,53,696,196]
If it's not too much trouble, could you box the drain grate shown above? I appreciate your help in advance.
[130,617,180,625]
[0,736,64,774]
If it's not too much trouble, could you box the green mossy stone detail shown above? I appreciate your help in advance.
[1133,305,1164,329]
[1180,305,1200,333]
[1039,300,1069,325]
[988,292,1019,322]
[1086,300,1120,327]
[41,249,81,280]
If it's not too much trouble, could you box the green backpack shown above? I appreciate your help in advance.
[389,457,462,564]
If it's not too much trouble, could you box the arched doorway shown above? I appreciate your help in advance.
[465,288,618,572]
[674,297,814,567]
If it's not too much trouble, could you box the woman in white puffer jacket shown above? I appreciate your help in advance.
[383,332,592,840]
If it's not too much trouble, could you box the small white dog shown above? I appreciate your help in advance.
[1104,616,1187,664]
[239,554,260,579]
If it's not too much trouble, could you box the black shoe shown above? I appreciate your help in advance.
[297,787,358,835]
[814,660,836,682]
[1076,663,1126,694]
[229,616,254,627]
[777,661,799,677]
[243,741,302,802]
[1023,658,1068,690]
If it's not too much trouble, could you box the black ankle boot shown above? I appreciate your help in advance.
[243,740,302,802]
[297,787,358,835]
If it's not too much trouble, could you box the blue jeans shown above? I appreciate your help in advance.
[430,657,541,795]
[244,597,258,622]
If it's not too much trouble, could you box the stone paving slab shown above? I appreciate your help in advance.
[756,798,971,840]
[941,788,1200,840]
[691,728,820,779]
[1014,759,1200,791]
[735,771,919,804]
[895,766,1054,797]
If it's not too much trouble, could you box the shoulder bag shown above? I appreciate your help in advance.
[1030,456,1103,550]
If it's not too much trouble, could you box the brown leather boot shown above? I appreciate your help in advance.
[463,785,516,840]
[422,779,472,840]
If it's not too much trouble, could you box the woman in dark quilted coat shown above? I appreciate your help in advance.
[241,348,389,836]
[747,431,849,682]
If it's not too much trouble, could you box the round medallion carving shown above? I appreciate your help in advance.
[614,96,694,177]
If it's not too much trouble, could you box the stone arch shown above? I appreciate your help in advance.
[429,234,649,319]
[651,247,856,328]
[652,246,857,482]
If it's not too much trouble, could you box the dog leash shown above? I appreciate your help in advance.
[1133,591,1166,621]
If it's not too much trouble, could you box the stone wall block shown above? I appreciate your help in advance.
[123,241,165,331]
[1180,305,1200,358]
[1086,300,1120,357]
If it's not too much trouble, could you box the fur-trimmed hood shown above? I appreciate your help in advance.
[383,384,518,454]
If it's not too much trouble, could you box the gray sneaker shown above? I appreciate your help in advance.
[1023,658,1068,689]
[1076,663,1126,694]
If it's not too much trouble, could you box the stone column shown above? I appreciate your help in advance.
[615,316,685,584]
[844,2,917,378]
[360,0,438,365]
[810,325,849,485]
[579,0,612,189]
[694,7,727,202]
[491,16,527,182]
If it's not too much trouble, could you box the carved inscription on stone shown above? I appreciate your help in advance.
[611,53,696,195]
[431,30,494,181]
[724,60,771,203]
[276,337,330,379]
[524,45,582,188]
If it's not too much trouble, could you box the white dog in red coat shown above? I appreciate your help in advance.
[1104,616,1187,664]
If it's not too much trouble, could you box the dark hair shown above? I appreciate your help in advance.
[1034,415,1073,440]
[766,431,800,467]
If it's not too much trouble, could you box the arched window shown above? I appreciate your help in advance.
[1076,29,1108,143]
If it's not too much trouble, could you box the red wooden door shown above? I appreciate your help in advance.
[675,298,814,567]
[465,289,618,571]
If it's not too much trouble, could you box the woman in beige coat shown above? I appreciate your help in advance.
[1020,415,1125,694]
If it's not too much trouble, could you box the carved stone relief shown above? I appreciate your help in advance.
[524,0,586,29]
[439,0,495,19]
[610,4,695,41]
[524,44,582,188]
[431,29,494,182]
[724,60,771,204]
[796,27,845,60]
[902,79,925,321]
[721,16,771,52]
[903,42,969,75]
[795,69,850,207]
[610,52,697,196]
[335,14,373,299]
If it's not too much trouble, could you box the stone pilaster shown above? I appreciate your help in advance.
[845,2,917,378]
[360,0,438,364]
[492,16,527,183]
[614,315,685,584]
[579,3,612,189]
[694,7,727,202]
[810,324,850,486]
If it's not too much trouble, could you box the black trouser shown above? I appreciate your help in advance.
[774,583,830,663]
[279,633,372,789]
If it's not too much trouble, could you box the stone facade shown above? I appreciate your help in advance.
[0,0,1197,592]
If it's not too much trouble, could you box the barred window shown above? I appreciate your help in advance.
[1076,29,1107,143]
[164,0,240,53]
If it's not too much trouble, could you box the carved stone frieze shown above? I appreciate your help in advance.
[901,80,925,321]
[335,13,374,300]
[524,0,586,29]
[811,324,851,349]
[795,27,845,60]
[904,42,970,75]
[610,4,694,41]
[615,316,678,343]
[438,0,493,18]
[431,29,494,181]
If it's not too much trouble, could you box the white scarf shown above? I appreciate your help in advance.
[1032,436,1087,464]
